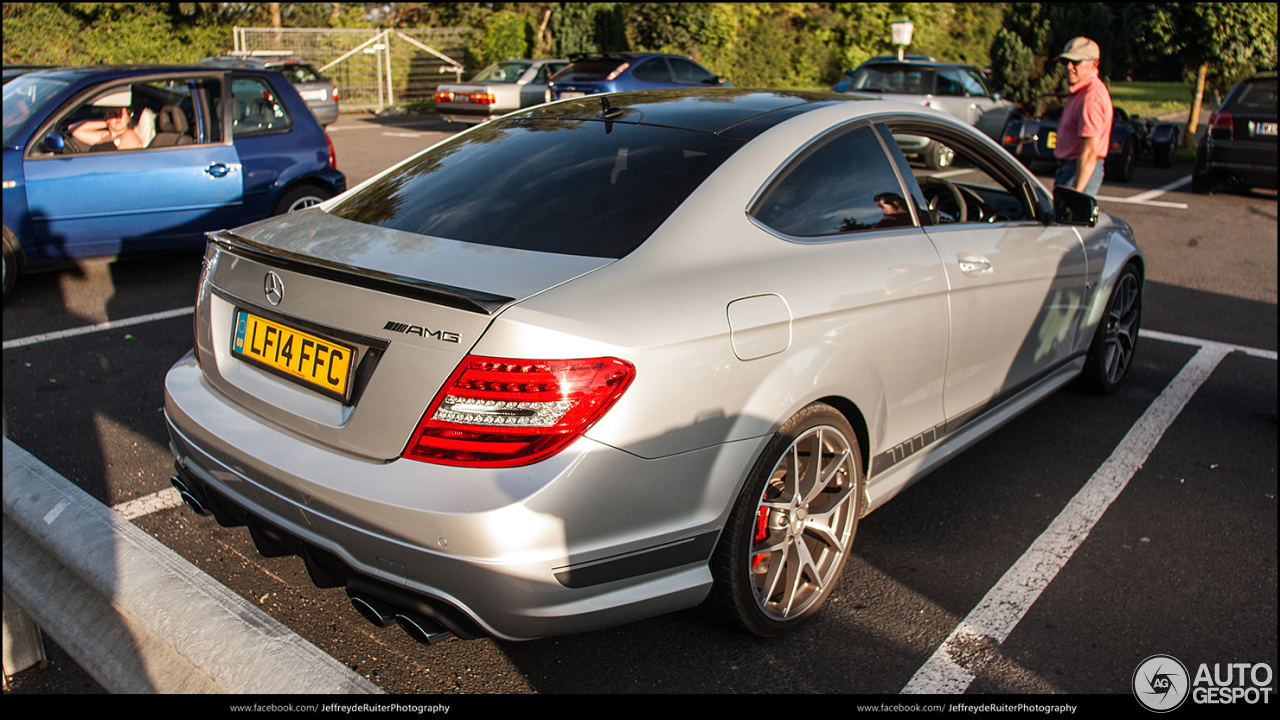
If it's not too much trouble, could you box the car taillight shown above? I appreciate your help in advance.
[604,63,630,81]
[193,255,210,369]
[469,92,495,105]
[435,90,455,103]
[332,84,339,101]
[403,355,635,468]
[1210,109,1233,139]
[325,132,336,169]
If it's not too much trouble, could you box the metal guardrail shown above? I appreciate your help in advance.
[2,437,381,693]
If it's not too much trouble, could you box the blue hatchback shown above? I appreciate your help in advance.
[2,65,346,297]
[546,52,727,100]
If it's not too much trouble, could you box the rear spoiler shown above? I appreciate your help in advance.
[206,230,514,315]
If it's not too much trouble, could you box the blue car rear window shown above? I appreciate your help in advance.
[330,118,744,258]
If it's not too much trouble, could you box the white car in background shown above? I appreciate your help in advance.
[435,59,567,124]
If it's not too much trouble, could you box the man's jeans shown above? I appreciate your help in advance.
[1054,159,1105,198]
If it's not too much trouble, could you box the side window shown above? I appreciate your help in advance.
[885,123,1033,225]
[56,77,219,152]
[961,70,990,98]
[231,76,293,136]
[631,59,672,83]
[671,58,714,84]
[751,124,917,238]
[934,71,966,97]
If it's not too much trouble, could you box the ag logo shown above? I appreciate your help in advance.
[1134,654,1190,712]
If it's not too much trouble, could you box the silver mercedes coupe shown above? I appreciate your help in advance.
[164,88,1143,642]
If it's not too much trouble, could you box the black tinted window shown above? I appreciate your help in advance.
[631,59,671,82]
[1231,79,1276,110]
[553,60,626,82]
[752,124,911,237]
[671,58,713,84]
[330,119,744,258]
[851,65,928,94]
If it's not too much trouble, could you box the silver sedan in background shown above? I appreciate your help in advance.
[164,89,1142,643]
[434,58,567,124]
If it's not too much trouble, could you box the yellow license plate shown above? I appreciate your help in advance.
[232,310,355,402]
[1046,131,1057,149]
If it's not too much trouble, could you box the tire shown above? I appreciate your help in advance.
[3,226,19,300]
[1106,139,1136,182]
[272,184,333,215]
[1077,263,1142,394]
[1153,141,1175,168]
[924,141,954,170]
[705,403,864,636]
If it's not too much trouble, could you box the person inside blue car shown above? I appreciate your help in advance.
[71,89,143,151]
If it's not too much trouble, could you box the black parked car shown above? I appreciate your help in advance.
[1192,74,1277,194]
[1001,96,1178,182]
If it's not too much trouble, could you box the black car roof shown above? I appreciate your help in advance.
[514,87,868,139]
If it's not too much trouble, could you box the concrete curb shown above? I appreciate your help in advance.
[2,437,382,694]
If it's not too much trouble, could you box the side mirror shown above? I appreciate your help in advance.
[43,131,65,153]
[1053,187,1099,227]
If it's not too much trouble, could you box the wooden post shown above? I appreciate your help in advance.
[1184,63,1207,147]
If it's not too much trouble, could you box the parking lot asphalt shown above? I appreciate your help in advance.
[2,112,1275,697]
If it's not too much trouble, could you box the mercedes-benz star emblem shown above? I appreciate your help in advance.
[264,271,284,306]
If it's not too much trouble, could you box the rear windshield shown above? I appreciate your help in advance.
[330,118,744,258]
[552,60,626,83]
[851,65,929,94]
[471,62,531,83]
[275,64,323,84]
[1231,79,1276,111]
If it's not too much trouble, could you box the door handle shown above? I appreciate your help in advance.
[957,253,993,276]
[205,163,233,178]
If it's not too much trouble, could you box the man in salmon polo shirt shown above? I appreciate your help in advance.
[1053,37,1113,198]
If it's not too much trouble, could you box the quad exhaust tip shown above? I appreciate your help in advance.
[169,475,207,516]
[350,595,454,645]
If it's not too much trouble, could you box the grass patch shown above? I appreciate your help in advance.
[1109,81,1218,120]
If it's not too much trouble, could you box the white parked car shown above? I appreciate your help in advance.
[434,59,567,124]
[165,88,1142,643]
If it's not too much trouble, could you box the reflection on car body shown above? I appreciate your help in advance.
[2,65,345,297]
[164,88,1143,643]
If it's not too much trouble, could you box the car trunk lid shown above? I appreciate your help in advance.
[195,209,613,460]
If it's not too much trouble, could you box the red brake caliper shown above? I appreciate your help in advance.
[752,506,769,568]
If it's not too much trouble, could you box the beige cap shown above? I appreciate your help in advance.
[1059,37,1100,62]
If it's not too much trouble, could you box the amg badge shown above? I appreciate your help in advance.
[383,321,461,344]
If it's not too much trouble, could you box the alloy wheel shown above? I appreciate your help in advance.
[748,425,859,621]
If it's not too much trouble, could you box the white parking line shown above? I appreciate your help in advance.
[2,307,194,350]
[113,487,184,520]
[902,329,1275,694]
[1097,175,1192,209]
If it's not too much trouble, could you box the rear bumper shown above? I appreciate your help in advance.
[435,104,512,124]
[1203,140,1278,188]
[163,351,755,640]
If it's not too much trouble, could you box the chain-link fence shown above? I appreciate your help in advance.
[232,27,473,112]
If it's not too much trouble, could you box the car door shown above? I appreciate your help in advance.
[960,68,1012,141]
[22,74,242,261]
[888,121,1089,422]
[519,63,564,108]
[748,122,951,469]
[931,70,978,125]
